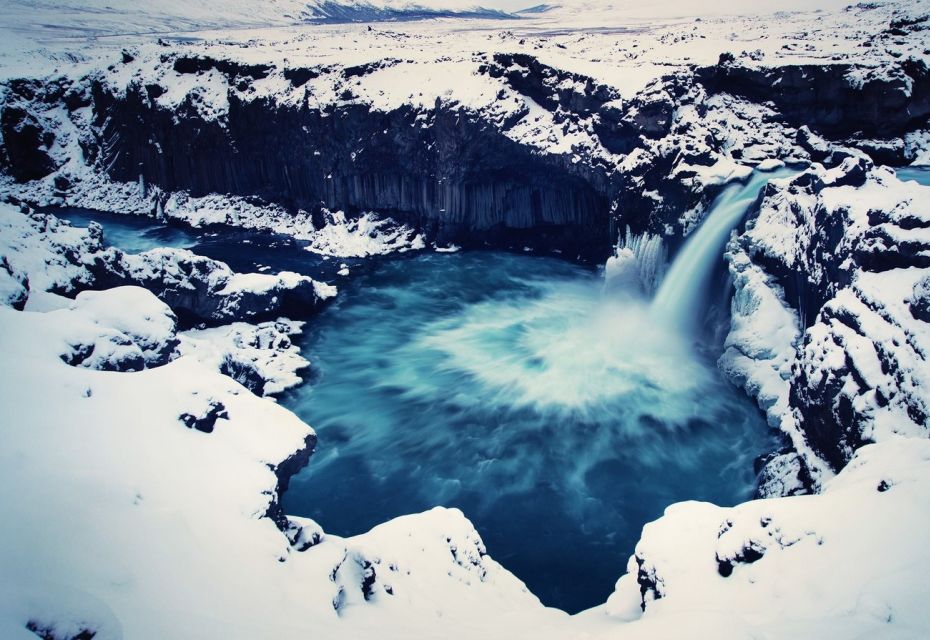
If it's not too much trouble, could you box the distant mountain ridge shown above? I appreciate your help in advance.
[0,0,520,37]
[302,0,516,22]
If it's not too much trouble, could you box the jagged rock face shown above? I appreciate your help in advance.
[0,106,56,182]
[89,67,613,258]
[483,53,619,120]
[4,45,929,262]
[728,159,930,477]
[698,55,930,142]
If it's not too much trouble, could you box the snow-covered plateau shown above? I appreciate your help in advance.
[2,0,930,637]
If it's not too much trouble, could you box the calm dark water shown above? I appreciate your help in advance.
[52,207,775,614]
[51,207,353,280]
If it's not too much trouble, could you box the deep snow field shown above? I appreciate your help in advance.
[2,0,930,639]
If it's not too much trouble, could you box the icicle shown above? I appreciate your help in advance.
[604,226,668,296]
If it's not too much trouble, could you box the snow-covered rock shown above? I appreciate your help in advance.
[724,158,930,489]
[102,247,336,324]
[305,211,425,257]
[603,437,930,639]
[70,286,179,367]
[0,202,337,324]
[0,202,103,295]
[179,319,309,396]
[0,255,27,309]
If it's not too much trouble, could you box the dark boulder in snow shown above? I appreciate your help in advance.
[179,399,229,434]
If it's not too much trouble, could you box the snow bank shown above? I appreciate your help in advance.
[0,295,562,639]
[602,437,930,639]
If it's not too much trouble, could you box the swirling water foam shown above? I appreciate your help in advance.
[282,249,775,613]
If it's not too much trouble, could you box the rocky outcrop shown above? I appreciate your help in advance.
[0,255,28,309]
[56,286,180,372]
[91,247,335,325]
[0,202,335,324]
[0,106,56,182]
[179,319,309,396]
[87,62,613,258]
[725,159,930,484]
[266,432,317,531]
[697,54,930,142]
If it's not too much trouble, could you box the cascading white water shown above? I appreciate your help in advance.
[651,168,797,330]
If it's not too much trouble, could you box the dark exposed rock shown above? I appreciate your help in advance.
[219,355,267,394]
[756,451,814,497]
[172,55,272,80]
[716,541,765,577]
[634,554,662,611]
[27,620,96,640]
[697,56,930,141]
[284,517,324,551]
[483,53,618,116]
[61,334,146,372]
[283,67,320,87]
[179,400,229,433]
[1,106,57,181]
[344,58,401,79]
[0,255,29,310]
[265,432,317,531]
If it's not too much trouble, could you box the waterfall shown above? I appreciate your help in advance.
[651,168,796,331]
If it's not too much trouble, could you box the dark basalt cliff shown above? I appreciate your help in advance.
[697,55,930,142]
[89,62,615,259]
[4,50,930,260]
